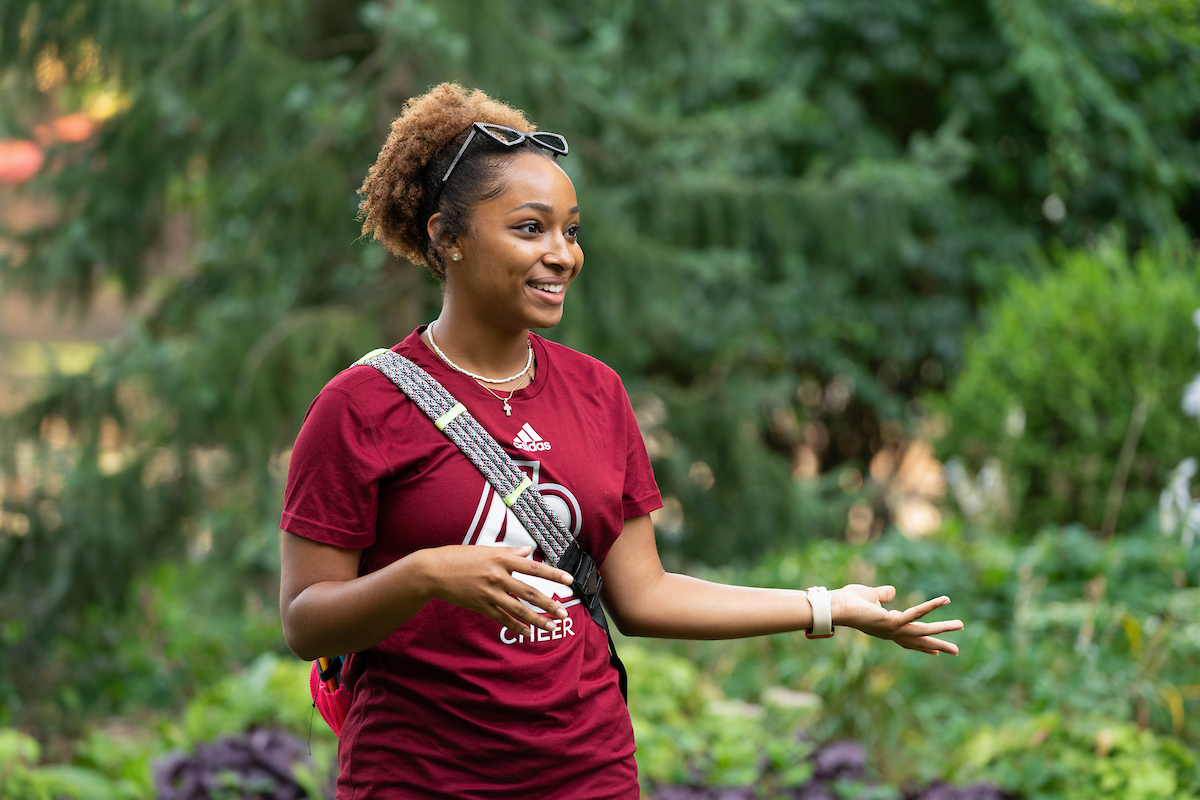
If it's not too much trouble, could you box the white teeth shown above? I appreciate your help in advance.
[533,284,563,294]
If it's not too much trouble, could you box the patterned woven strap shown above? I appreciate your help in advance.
[352,348,625,701]
[355,349,573,566]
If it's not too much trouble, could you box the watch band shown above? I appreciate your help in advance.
[805,586,835,639]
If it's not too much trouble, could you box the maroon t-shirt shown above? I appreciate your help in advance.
[281,327,662,800]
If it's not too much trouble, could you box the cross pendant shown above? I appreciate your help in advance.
[503,400,512,416]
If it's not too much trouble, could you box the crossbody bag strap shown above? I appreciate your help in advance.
[356,348,628,700]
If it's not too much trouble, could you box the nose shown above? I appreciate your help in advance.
[544,230,579,272]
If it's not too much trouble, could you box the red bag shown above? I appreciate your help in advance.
[309,656,353,736]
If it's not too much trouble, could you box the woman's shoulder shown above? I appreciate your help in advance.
[537,336,625,387]
[309,354,413,422]
[326,360,396,395]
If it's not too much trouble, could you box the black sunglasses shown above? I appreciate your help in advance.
[431,123,569,214]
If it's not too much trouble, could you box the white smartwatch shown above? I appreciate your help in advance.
[805,586,835,639]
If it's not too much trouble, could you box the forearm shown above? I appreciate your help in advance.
[602,517,961,653]
[610,572,813,640]
[282,551,432,660]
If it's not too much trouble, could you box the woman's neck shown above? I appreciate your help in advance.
[424,311,533,383]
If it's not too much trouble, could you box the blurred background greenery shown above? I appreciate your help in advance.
[2,0,1200,797]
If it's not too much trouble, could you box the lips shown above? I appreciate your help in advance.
[527,279,568,305]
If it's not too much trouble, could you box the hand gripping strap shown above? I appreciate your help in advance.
[357,349,627,700]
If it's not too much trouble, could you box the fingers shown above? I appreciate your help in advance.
[504,547,573,586]
[895,618,963,637]
[490,602,553,639]
[508,576,569,622]
[894,615,963,654]
[428,545,573,636]
[898,595,951,625]
[893,617,963,655]
[490,606,535,638]
[832,582,962,654]
[918,619,964,635]
[498,548,571,623]
[897,635,960,656]
[494,595,563,638]
[475,567,566,632]
[486,578,566,636]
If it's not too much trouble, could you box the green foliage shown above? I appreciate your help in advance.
[5,0,1200,736]
[1,727,142,800]
[952,714,1200,800]
[1,0,399,697]
[649,521,1200,790]
[1,561,286,735]
[0,653,334,800]
[177,653,325,746]
[5,520,1200,797]
[935,239,1200,533]
[623,643,817,791]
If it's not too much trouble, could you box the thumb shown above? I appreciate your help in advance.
[874,585,896,604]
[507,545,533,557]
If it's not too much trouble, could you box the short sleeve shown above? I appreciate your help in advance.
[619,386,663,520]
[280,386,393,549]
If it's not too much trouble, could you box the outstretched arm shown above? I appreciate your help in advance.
[599,515,962,655]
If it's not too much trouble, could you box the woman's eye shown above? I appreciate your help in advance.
[519,222,542,235]
[566,224,581,239]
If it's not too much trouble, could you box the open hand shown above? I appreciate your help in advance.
[419,545,574,638]
[831,584,963,655]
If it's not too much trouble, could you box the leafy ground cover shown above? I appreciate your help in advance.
[636,519,1200,798]
[3,519,1198,799]
[0,654,336,800]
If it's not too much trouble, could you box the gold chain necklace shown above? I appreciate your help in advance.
[478,374,530,417]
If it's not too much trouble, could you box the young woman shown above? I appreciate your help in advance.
[279,83,962,800]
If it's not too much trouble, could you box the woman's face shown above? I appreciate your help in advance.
[445,151,584,332]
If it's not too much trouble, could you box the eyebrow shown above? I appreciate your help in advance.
[507,201,581,215]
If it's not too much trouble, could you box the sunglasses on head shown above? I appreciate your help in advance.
[439,122,569,190]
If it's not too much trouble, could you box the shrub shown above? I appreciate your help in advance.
[153,729,312,800]
[622,643,818,793]
[935,239,1200,534]
[0,728,135,800]
[0,655,334,800]
[642,519,1200,790]
[950,714,1200,800]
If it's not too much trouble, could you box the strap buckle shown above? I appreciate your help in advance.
[558,541,602,613]
[318,655,344,686]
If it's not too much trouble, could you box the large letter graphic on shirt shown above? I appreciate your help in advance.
[461,460,583,609]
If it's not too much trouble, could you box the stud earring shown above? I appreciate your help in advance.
[451,253,461,262]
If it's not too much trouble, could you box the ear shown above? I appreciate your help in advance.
[426,211,459,260]
[426,211,444,248]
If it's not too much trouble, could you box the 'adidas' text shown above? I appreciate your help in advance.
[513,422,552,452]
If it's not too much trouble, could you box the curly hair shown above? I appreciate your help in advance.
[358,83,557,279]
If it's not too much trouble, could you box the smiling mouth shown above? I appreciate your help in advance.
[531,283,564,295]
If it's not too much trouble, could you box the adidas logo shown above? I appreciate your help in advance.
[513,422,552,452]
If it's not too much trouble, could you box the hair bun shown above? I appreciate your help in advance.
[358,83,536,271]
